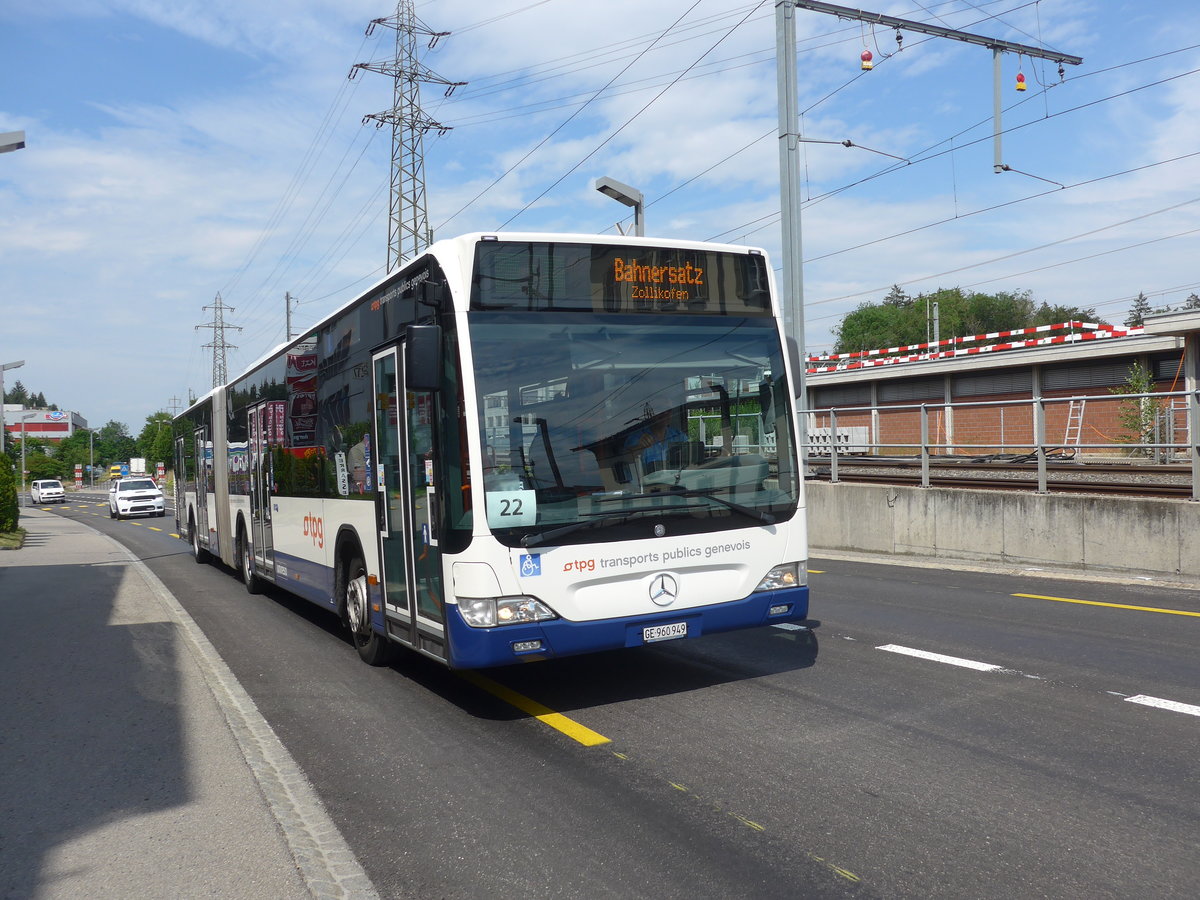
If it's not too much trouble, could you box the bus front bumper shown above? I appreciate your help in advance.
[445,585,809,669]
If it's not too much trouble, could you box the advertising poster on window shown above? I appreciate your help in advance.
[286,339,318,447]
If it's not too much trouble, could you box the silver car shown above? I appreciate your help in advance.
[108,477,165,520]
[31,479,66,504]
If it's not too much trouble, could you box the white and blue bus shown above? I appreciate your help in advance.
[174,233,810,669]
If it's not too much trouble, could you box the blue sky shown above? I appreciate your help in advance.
[2,0,1199,432]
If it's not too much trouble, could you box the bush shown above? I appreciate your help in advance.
[0,454,19,532]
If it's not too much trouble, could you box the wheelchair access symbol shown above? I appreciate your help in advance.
[519,554,541,577]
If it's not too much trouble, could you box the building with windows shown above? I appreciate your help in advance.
[804,319,1197,459]
[2,406,89,443]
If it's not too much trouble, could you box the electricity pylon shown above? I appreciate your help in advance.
[351,1,466,272]
[196,292,242,388]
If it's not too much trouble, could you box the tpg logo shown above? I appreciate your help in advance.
[303,514,324,549]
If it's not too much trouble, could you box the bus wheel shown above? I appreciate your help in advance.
[238,527,261,595]
[191,517,210,564]
[342,555,392,666]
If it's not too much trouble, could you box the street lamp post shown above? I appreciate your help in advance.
[19,412,36,498]
[0,359,25,456]
[594,177,645,236]
[88,429,94,489]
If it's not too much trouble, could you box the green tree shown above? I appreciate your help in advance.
[4,380,29,405]
[1184,293,1200,310]
[1032,302,1102,326]
[52,429,96,477]
[833,286,1108,355]
[11,437,53,484]
[1111,361,1164,458]
[882,284,911,307]
[0,454,18,531]
[1125,292,1152,327]
[95,420,136,467]
[25,453,66,481]
[137,412,173,469]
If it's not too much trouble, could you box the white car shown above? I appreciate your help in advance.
[109,477,165,519]
[30,479,66,504]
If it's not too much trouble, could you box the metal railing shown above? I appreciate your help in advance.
[806,387,1200,500]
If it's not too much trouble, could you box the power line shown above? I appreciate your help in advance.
[495,0,769,231]
[436,0,708,233]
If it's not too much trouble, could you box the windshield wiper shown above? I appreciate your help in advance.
[519,503,707,547]
[595,486,774,525]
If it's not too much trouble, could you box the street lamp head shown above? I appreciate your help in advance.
[594,176,643,208]
[0,131,26,154]
[594,176,645,237]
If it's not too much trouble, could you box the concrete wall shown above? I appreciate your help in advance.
[807,482,1199,583]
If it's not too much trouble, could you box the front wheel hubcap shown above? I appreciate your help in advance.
[347,573,369,634]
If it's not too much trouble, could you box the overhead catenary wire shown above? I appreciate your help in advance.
[203,2,1200,387]
[494,0,770,230]
[434,0,709,234]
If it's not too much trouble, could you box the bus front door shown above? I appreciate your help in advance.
[372,345,445,657]
[248,403,275,574]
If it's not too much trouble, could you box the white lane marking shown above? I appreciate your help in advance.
[877,644,1003,672]
[1125,695,1200,718]
[772,623,808,631]
[873,648,1198,719]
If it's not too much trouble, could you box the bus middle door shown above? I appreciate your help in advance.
[193,428,210,547]
[372,344,445,658]
[248,403,275,573]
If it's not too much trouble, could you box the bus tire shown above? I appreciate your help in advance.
[238,526,261,595]
[341,554,392,666]
[190,516,210,565]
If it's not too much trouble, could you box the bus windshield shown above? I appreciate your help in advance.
[470,312,798,547]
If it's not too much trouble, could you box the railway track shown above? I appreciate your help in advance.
[805,457,1196,499]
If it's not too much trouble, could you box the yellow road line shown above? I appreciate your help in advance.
[461,671,610,747]
[1013,593,1200,618]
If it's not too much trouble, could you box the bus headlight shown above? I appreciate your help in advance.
[458,596,557,628]
[753,562,805,592]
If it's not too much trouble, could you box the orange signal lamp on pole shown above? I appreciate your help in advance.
[861,49,874,70]
[1015,72,1027,91]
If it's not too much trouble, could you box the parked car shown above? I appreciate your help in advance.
[108,477,165,520]
[30,479,66,504]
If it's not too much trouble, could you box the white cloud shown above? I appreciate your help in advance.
[2,0,1200,424]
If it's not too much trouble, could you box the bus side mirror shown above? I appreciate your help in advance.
[406,324,442,391]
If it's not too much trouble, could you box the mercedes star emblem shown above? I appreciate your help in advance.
[648,573,679,607]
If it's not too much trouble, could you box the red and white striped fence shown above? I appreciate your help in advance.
[806,321,1144,373]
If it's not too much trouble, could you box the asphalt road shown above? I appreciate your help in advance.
[41,493,1200,899]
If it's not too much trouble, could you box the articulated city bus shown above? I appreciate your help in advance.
[174,233,810,668]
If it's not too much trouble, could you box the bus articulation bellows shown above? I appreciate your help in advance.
[174,233,810,669]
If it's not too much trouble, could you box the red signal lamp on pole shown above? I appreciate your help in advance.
[861,49,873,70]
[1015,71,1027,91]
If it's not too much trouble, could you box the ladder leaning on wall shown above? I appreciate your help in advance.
[1063,398,1086,449]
